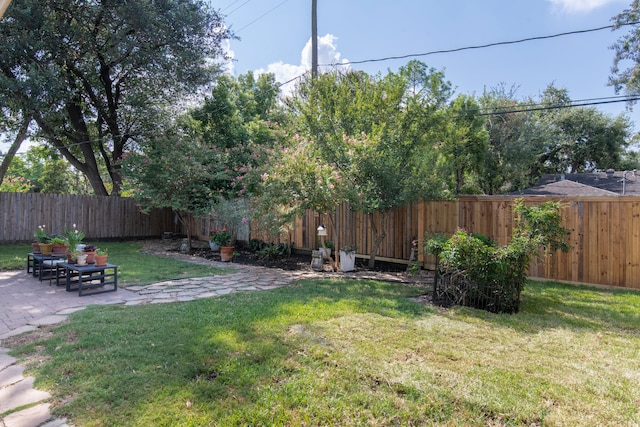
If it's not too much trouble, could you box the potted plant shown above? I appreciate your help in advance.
[216,229,235,262]
[32,225,49,254]
[209,228,229,251]
[83,244,97,264]
[64,224,84,262]
[75,251,88,266]
[95,248,109,266]
[67,249,79,264]
[210,199,251,262]
[34,225,53,255]
[50,237,68,256]
[339,244,357,272]
[64,224,84,252]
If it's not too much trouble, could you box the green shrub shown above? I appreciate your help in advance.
[425,199,570,314]
[249,239,267,252]
[257,242,290,260]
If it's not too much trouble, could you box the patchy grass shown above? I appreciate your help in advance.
[7,279,640,426]
[0,242,230,286]
[0,243,32,270]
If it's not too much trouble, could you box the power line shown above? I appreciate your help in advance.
[322,21,640,67]
[235,0,290,33]
[476,95,633,114]
[221,0,244,13]
[459,96,640,118]
[226,0,252,16]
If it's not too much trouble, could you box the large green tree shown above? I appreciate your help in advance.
[477,86,551,194]
[475,85,634,194]
[537,86,631,173]
[438,94,489,194]
[267,62,451,267]
[190,71,285,198]
[119,130,228,247]
[611,1,640,99]
[120,72,284,246]
[0,0,230,195]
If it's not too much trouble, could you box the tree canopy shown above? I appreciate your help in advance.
[259,62,453,266]
[611,1,640,99]
[0,0,230,195]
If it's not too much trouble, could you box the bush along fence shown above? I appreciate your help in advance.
[424,200,571,314]
[0,192,179,242]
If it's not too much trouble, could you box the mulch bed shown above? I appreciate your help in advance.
[188,245,410,273]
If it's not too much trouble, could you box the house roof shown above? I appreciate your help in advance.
[512,179,619,196]
[513,170,640,196]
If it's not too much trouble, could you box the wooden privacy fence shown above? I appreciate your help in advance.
[7,191,638,291]
[0,192,179,242]
[251,196,640,291]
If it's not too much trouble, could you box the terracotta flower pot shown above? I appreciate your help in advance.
[51,244,68,256]
[220,246,235,262]
[32,242,41,254]
[66,251,77,264]
[95,254,108,266]
[84,251,96,264]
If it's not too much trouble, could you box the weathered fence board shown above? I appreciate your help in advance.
[0,192,178,242]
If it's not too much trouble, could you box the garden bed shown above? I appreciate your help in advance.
[187,243,410,273]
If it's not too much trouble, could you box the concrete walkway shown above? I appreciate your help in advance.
[0,250,426,427]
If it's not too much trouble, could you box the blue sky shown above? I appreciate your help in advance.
[216,0,640,132]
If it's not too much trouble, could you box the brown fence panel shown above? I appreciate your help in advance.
[455,196,640,290]
[0,192,179,243]
[188,195,640,290]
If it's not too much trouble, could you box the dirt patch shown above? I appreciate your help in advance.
[3,325,57,348]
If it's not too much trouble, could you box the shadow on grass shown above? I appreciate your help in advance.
[12,279,438,425]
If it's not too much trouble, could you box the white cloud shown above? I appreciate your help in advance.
[256,33,349,97]
[302,34,349,72]
[547,0,626,13]
[221,35,235,75]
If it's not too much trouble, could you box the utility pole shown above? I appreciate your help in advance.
[311,0,318,78]
[0,0,13,19]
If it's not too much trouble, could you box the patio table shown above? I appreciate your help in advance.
[26,253,66,281]
[55,262,118,296]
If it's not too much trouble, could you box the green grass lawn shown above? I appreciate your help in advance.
[7,278,640,426]
[0,241,230,286]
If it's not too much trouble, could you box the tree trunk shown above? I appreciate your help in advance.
[455,167,464,194]
[319,212,336,271]
[0,117,29,184]
[33,111,109,196]
[368,212,387,268]
[176,211,192,250]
